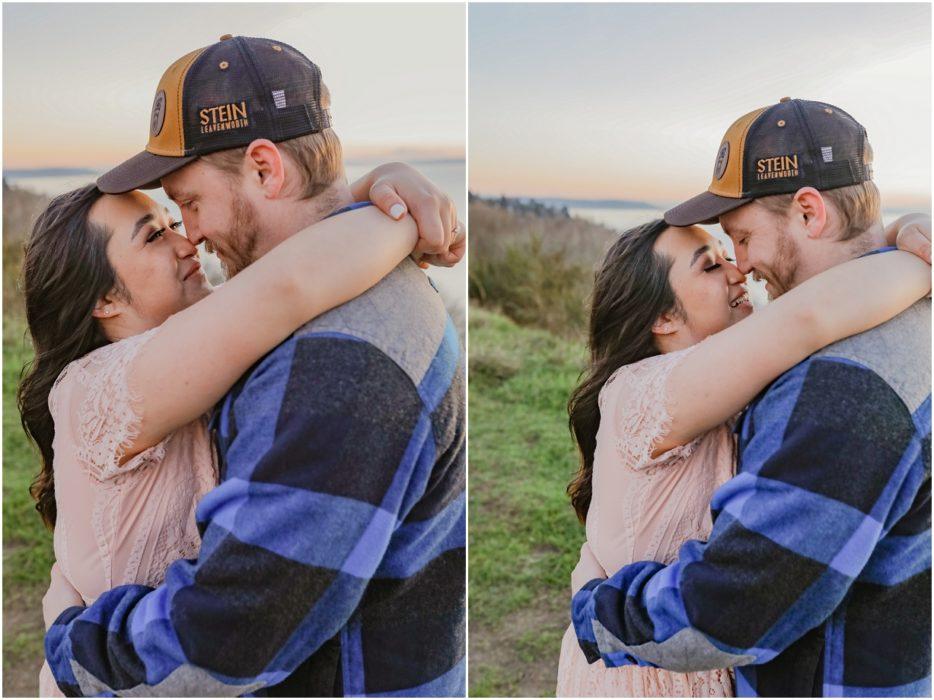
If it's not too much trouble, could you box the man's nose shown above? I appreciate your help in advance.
[181,213,203,246]
[734,250,753,276]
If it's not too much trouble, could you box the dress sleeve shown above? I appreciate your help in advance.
[42,562,83,631]
[39,563,80,697]
[601,345,701,471]
[58,327,166,481]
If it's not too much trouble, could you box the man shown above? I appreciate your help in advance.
[46,36,466,696]
[571,98,931,696]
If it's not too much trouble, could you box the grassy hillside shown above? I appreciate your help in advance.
[3,184,54,695]
[3,316,51,696]
[468,307,586,696]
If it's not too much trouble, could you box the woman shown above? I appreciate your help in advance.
[20,175,459,696]
[555,216,931,697]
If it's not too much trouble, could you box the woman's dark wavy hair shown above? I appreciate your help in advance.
[567,219,681,523]
[17,184,123,529]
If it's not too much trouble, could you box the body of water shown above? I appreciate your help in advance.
[6,159,466,321]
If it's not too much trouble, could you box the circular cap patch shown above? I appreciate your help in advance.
[150,90,166,137]
[713,141,730,180]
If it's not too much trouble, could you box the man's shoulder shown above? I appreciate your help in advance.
[811,297,931,415]
[268,259,454,388]
[752,298,930,430]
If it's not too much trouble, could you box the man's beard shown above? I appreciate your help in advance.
[764,225,800,299]
[219,197,260,278]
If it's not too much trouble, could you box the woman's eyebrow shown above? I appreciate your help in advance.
[690,245,711,267]
[131,213,155,240]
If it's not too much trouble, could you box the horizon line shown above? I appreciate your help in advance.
[470,190,932,212]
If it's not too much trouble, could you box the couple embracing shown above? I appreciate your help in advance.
[22,36,466,696]
[559,98,931,697]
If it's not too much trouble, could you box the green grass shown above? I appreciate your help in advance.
[3,313,53,695]
[468,306,587,697]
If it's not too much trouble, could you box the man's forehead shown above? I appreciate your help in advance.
[719,215,751,239]
[161,180,192,201]
[161,161,203,198]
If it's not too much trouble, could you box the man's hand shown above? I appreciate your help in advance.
[886,213,931,264]
[350,162,465,268]
[571,540,607,595]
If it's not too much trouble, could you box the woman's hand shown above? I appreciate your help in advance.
[351,162,465,267]
[886,213,931,264]
[571,541,607,595]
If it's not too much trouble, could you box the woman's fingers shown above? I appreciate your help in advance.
[411,201,448,257]
[416,220,466,268]
[368,181,408,220]
[897,225,932,265]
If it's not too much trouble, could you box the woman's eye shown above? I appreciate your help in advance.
[704,263,722,273]
[146,229,165,243]
[170,221,184,231]
[725,257,736,263]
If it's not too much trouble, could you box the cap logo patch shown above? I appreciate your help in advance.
[150,90,167,137]
[756,154,799,181]
[713,142,730,180]
[272,90,287,109]
[199,101,250,134]
[821,146,833,163]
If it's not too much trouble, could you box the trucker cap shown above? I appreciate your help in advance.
[97,35,331,194]
[664,97,873,227]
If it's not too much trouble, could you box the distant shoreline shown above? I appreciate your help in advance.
[4,168,97,178]
[5,157,467,179]
[471,193,660,210]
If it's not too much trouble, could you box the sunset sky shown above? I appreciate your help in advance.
[3,2,465,170]
[470,3,931,209]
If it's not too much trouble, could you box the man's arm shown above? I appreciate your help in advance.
[46,334,430,695]
[572,357,923,672]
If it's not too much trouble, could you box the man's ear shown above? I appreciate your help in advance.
[791,187,828,240]
[91,291,120,320]
[243,139,287,199]
[651,310,680,337]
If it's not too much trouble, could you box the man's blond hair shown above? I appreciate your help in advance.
[756,181,882,242]
[201,83,343,200]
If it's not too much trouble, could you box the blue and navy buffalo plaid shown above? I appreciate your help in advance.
[572,292,931,696]
[45,224,466,696]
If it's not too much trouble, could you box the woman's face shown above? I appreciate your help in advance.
[654,225,753,345]
[89,191,212,331]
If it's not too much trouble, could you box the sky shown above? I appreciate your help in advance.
[3,2,466,169]
[470,2,931,209]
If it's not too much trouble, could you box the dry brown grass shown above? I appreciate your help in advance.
[3,182,48,319]
[468,198,618,338]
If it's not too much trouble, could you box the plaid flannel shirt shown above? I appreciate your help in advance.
[46,214,466,696]
[573,290,931,696]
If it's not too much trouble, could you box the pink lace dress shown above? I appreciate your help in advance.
[38,328,217,697]
[557,346,736,697]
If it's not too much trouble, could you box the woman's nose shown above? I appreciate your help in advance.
[723,259,747,285]
[171,229,198,257]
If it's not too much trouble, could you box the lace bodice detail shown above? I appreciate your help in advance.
[587,345,735,570]
[46,327,217,601]
[600,347,704,473]
[557,346,737,697]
